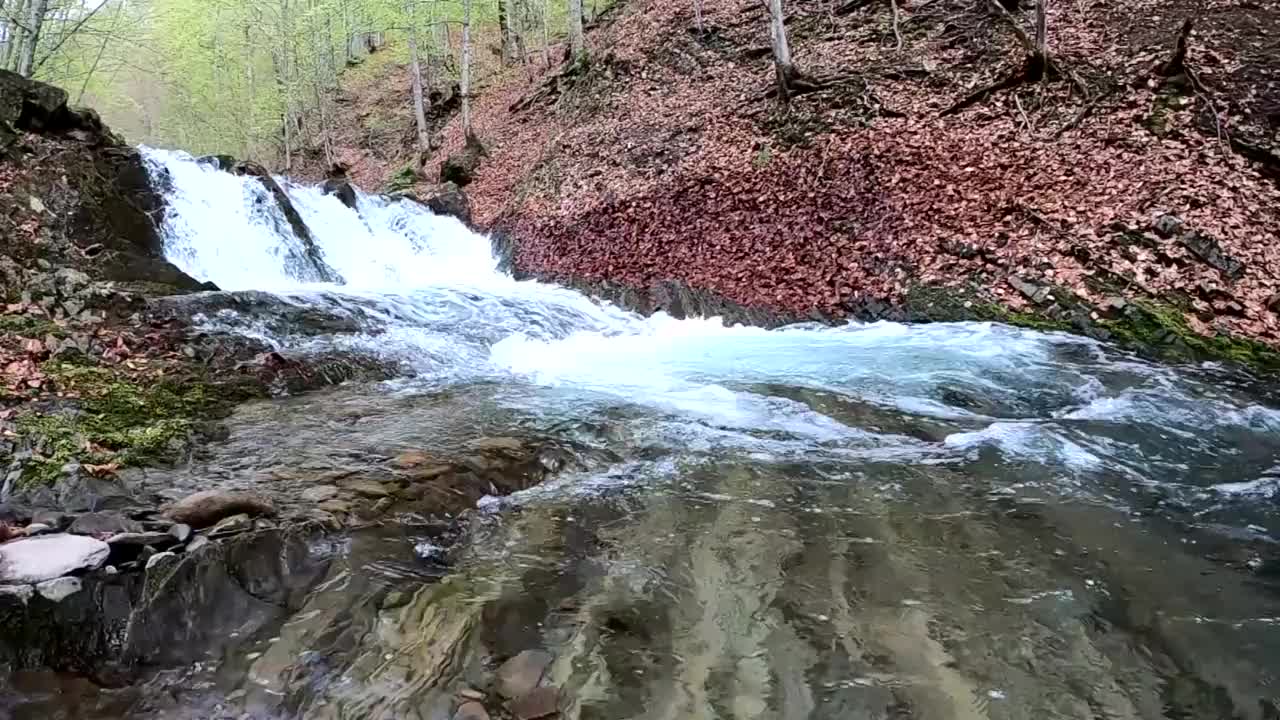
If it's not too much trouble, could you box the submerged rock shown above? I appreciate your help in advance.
[453,701,491,720]
[0,534,109,584]
[510,687,560,720]
[496,649,553,699]
[163,490,276,529]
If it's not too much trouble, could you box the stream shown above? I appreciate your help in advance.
[8,149,1280,719]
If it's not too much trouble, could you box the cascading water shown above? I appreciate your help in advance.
[77,148,1280,719]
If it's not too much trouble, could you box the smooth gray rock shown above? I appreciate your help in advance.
[35,576,82,602]
[0,584,34,604]
[300,485,339,503]
[168,523,192,543]
[22,523,53,536]
[183,535,211,554]
[0,534,109,584]
[68,511,142,536]
[106,531,173,547]
[145,551,177,571]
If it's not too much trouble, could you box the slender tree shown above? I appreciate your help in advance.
[407,0,431,156]
[1033,0,1047,72]
[15,0,46,77]
[766,0,796,101]
[568,0,584,66]
[461,0,473,137]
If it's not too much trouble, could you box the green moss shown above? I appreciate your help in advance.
[0,314,65,338]
[385,164,418,193]
[12,360,252,488]
[1101,300,1280,372]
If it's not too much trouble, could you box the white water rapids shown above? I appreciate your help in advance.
[143,147,1280,536]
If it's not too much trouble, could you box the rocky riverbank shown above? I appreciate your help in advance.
[0,70,567,680]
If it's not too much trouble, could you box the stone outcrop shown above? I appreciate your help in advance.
[0,69,207,297]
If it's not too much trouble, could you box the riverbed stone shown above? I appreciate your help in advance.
[169,523,192,543]
[453,701,491,720]
[510,686,560,720]
[163,490,275,529]
[35,576,82,602]
[466,437,525,454]
[0,534,109,583]
[68,511,142,536]
[22,523,53,536]
[106,531,173,547]
[340,479,391,498]
[210,513,252,535]
[496,649,554,699]
[300,485,340,503]
[183,535,211,554]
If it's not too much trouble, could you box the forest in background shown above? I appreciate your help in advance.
[0,0,606,166]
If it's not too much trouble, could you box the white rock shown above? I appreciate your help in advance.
[0,534,109,584]
[0,584,35,604]
[35,576,82,602]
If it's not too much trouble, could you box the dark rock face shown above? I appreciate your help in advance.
[231,161,344,284]
[439,134,487,187]
[0,70,206,296]
[195,154,237,171]
[321,163,359,210]
[391,182,473,225]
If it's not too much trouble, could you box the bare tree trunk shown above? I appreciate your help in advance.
[407,0,430,156]
[15,0,46,77]
[693,0,704,36]
[539,0,550,67]
[568,0,585,65]
[498,0,515,64]
[0,0,25,72]
[767,0,795,101]
[1032,0,1047,69]
[461,0,473,137]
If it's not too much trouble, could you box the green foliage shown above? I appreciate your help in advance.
[0,314,65,338]
[26,0,616,163]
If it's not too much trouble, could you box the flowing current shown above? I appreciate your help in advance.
[24,149,1280,719]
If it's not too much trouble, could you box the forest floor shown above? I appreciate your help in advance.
[314,0,1280,363]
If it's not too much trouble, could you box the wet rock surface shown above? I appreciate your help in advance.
[0,534,109,584]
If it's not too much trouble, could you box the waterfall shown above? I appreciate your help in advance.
[140,147,1280,510]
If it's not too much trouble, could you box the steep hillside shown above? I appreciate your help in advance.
[327,0,1280,364]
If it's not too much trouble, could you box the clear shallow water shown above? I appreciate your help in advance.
[11,149,1278,719]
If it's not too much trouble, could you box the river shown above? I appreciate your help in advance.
[10,149,1279,719]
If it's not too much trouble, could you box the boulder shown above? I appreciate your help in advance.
[0,534,109,584]
[438,134,487,187]
[423,183,472,225]
[69,511,142,536]
[35,576,83,602]
[322,163,359,210]
[162,490,276,529]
